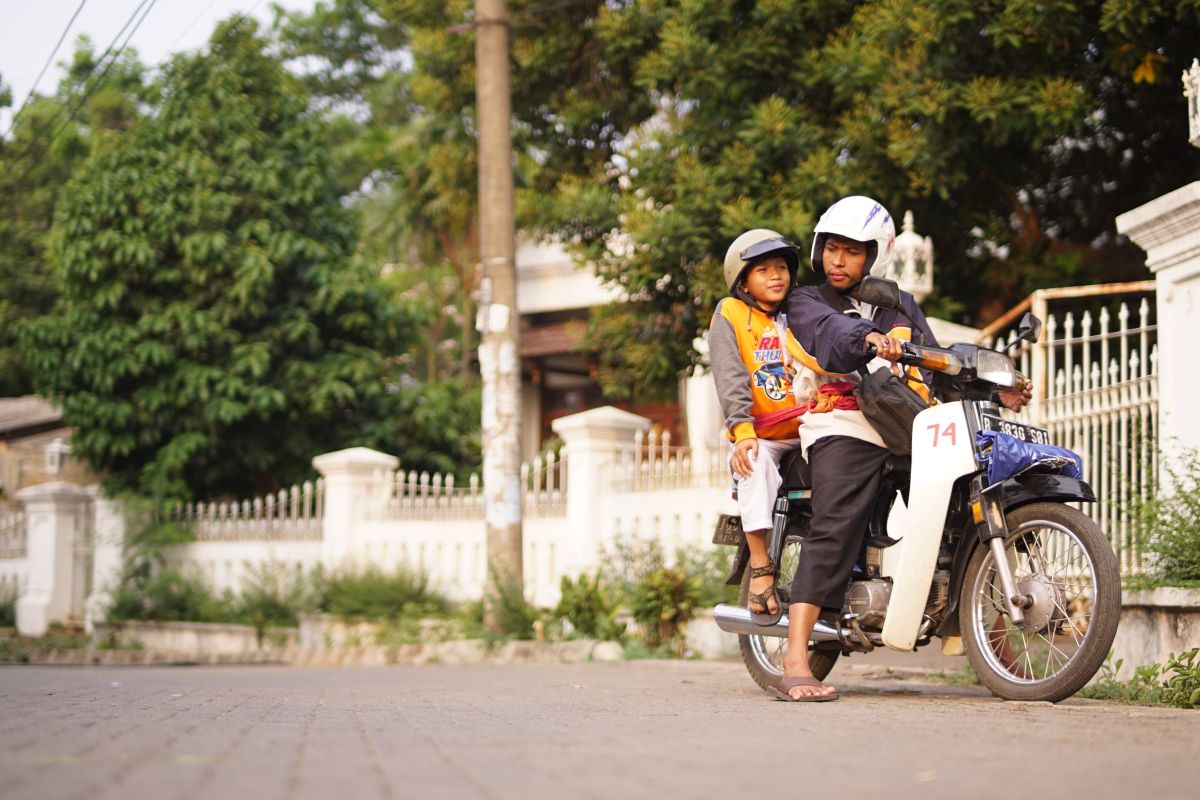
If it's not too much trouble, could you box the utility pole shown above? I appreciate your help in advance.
[474,0,523,629]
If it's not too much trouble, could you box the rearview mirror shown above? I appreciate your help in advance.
[851,276,902,310]
[1017,312,1043,344]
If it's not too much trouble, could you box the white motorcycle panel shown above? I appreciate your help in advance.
[880,401,979,651]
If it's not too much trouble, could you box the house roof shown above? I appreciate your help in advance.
[0,396,63,438]
[520,321,587,358]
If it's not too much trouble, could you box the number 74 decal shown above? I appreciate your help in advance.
[927,422,958,447]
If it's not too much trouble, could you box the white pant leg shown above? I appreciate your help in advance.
[732,438,802,532]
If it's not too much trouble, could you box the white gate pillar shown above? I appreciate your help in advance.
[15,481,91,636]
[313,447,399,568]
[84,488,125,632]
[552,406,651,576]
[1116,181,1200,464]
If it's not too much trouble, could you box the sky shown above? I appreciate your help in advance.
[0,0,318,133]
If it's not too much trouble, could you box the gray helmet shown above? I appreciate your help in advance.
[722,228,800,294]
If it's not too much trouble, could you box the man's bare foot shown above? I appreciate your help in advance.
[783,673,836,699]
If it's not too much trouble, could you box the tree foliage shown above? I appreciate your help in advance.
[0,41,149,396]
[275,1,1200,401]
[22,22,402,501]
[552,0,1200,395]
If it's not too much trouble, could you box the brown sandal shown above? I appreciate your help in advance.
[747,561,786,626]
[770,675,839,702]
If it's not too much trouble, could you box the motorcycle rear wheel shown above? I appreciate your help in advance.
[737,535,839,693]
[959,502,1120,702]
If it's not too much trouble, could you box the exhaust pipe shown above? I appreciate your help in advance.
[712,603,884,646]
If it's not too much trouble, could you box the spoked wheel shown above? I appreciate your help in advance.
[960,503,1120,702]
[738,535,839,693]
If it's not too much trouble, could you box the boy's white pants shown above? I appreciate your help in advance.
[731,438,802,532]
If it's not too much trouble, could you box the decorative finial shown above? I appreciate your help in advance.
[1184,58,1200,148]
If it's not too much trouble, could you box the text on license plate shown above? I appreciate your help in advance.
[981,414,1050,445]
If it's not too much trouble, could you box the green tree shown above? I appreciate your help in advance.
[0,41,149,396]
[548,0,1200,397]
[22,20,404,501]
[274,0,654,377]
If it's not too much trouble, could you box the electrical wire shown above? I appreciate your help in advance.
[8,0,158,186]
[1,0,89,139]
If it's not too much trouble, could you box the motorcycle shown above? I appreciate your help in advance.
[712,281,1120,702]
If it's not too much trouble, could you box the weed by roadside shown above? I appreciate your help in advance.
[929,664,982,687]
[0,622,93,663]
[1080,649,1200,708]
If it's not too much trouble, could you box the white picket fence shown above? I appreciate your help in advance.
[174,479,325,541]
[981,282,1158,575]
[616,430,727,492]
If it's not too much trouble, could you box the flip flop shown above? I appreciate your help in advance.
[770,675,839,702]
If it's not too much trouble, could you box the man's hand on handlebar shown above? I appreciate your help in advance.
[998,381,1033,412]
[864,331,903,362]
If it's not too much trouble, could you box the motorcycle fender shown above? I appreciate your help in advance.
[999,473,1096,510]
[881,402,979,652]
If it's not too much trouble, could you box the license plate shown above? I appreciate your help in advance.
[980,413,1051,445]
[711,514,744,546]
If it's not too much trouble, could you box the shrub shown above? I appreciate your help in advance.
[598,536,723,651]
[628,565,699,649]
[108,568,231,623]
[484,565,539,640]
[556,573,625,641]
[1136,450,1200,585]
[319,564,449,621]
[231,563,320,629]
[0,582,17,627]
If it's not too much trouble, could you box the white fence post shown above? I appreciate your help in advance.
[15,481,91,636]
[552,406,651,577]
[84,488,125,632]
[1117,182,1200,467]
[312,447,399,569]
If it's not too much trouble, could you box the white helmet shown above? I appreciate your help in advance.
[723,228,800,294]
[810,196,896,278]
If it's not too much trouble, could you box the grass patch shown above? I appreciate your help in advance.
[928,664,982,687]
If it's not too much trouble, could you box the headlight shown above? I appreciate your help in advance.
[976,349,1017,388]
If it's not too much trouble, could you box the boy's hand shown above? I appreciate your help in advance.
[732,438,759,478]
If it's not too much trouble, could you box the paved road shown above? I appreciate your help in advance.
[1,659,1197,800]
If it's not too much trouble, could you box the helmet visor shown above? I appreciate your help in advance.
[739,236,799,262]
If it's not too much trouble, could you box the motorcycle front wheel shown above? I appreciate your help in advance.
[738,534,839,693]
[959,502,1120,702]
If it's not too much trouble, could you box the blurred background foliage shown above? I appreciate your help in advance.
[1,0,1197,496]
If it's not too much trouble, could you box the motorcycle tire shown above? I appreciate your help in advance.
[737,535,839,694]
[959,502,1120,702]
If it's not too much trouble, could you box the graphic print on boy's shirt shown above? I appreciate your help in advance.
[752,330,795,401]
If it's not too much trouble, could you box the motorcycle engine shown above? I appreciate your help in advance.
[846,579,892,628]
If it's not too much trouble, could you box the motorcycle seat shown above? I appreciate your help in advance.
[779,449,811,489]
[881,454,911,479]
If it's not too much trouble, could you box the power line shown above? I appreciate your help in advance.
[166,0,222,54]
[9,0,158,186]
[1,0,89,139]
